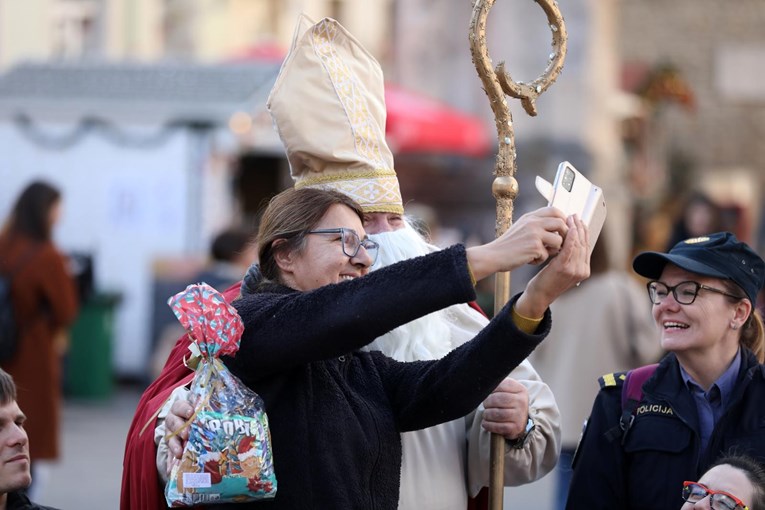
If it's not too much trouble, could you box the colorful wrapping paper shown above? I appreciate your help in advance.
[165,283,277,506]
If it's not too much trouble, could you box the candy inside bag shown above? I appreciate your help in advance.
[164,284,277,506]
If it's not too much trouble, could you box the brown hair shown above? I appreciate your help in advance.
[257,187,364,284]
[0,368,17,405]
[211,228,255,263]
[2,181,61,241]
[721,280,765,363]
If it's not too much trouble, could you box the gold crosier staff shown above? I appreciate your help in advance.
[468,1,567,508]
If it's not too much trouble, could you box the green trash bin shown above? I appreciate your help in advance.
[66,292,121,399]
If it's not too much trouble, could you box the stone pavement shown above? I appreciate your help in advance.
[31,385,555,509]
[34,385,142,510]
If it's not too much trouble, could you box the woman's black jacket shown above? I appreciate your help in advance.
[213,245,551,509]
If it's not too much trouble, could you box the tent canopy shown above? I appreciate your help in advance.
[384,82,491,157]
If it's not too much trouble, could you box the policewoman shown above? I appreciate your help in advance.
[567,232,765,510]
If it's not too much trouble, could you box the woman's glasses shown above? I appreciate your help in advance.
[647,280,744,306]
[682,481,749,510]
[308,228,379,265]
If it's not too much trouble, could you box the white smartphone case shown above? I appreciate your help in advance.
[535,161,607,256]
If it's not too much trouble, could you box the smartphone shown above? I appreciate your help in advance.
[535,161,607,256]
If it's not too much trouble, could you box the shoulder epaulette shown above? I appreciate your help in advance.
[598,371,628,389]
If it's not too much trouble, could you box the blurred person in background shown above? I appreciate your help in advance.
[194,227,257,293]
[680,453,765,510]
[567,232,765,509]
[150,227,256,378]
[0,368,59,510]
[530,231,663,510]
[0,182,78,501]
[666,191,723,250]
[123,15,563,510]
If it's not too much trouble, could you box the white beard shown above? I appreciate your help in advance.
[361,221,489,362]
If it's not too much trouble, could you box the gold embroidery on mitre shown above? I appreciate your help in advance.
[311,20,388,172]
[684,237,710,244]
[298,170,403,213]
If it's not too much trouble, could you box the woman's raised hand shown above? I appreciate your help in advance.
[516,214,591,318]
[466,206,569,282]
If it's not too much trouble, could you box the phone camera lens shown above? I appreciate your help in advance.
[563,168,575,192]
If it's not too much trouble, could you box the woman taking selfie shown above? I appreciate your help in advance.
[224,187,587,509]
[126,186,589,509]
[567,232,765,509]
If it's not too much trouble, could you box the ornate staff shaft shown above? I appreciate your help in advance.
[468,1,567,508]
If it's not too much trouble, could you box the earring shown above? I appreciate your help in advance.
[731,322,739,330]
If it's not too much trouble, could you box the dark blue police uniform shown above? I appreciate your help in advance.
[566,349,765,510]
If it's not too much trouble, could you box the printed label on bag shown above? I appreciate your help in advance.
[183,472,212,488]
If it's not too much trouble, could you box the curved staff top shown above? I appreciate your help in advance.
[468,1,568,509]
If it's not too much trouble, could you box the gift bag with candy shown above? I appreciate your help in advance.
[164,283,277,506]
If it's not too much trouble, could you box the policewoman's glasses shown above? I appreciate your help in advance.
[682,481,749,510]
[307,228,380,265]
[647,280,744,306]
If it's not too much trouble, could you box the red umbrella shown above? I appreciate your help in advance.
[384,83,492,157]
